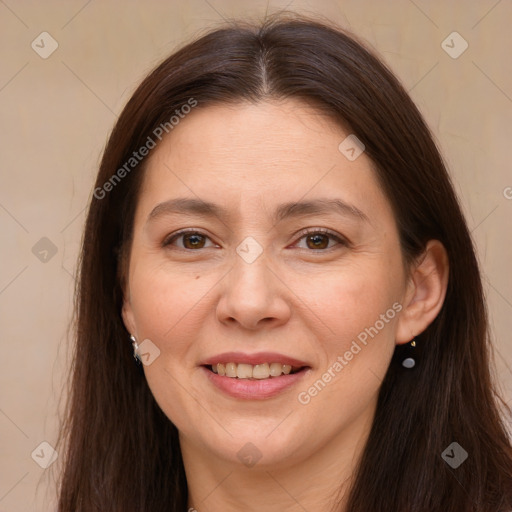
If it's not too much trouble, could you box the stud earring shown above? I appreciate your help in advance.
[130,334,142,364]
[402,339,416,368]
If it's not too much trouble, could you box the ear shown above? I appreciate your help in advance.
[395,240,449,344]
[119,245,137,337]
[121,288,137,337]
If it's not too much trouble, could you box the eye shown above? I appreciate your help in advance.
[162,230,217,250]
[292,228,348,251]
[162,228,348,251]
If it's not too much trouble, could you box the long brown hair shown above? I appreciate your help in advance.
[55,11,512,511]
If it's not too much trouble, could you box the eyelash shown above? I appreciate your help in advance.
[162,228,349,252]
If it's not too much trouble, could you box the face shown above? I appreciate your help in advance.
[122,99,412,470]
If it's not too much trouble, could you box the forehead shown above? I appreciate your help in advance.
[151,99,346,167]
[136,99,392,226]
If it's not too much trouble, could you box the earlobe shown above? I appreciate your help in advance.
[395,240,449,344]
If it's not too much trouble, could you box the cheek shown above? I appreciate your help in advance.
[294,260,403,414]
[293,273,399,431]
[127,264,209,428]
[296,260,401,345]
[129,260,209,339]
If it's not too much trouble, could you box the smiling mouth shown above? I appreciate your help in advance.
[204,362,307,379]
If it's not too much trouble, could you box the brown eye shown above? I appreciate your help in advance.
[182,233,206,249]
[294,229,347,251]
[163,230,215,250]
[305,233,330,250]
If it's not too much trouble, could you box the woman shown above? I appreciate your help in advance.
[55,12,512,512]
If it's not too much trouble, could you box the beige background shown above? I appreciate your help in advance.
[0,1,511,510]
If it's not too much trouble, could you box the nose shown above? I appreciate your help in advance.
[216,250,292,331]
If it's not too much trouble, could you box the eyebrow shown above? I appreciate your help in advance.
[146,197,369,225]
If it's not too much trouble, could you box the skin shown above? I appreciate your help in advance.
[122,99,449,512]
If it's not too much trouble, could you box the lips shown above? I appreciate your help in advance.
[199,351,312,399]
[199,351,311,368]
[201,365,311,399]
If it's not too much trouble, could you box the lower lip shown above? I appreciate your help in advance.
[201,366,310,400]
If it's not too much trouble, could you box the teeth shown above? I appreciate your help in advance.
[210,362,297,379]
[225,362,237,378]
[237,363,253,379]
[253,363,270,379]
[269,362,283,377]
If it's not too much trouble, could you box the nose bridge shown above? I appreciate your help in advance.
[229,242,274,306]
[216,239,290,329]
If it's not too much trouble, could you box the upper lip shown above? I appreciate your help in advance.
[199,352,310,367]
